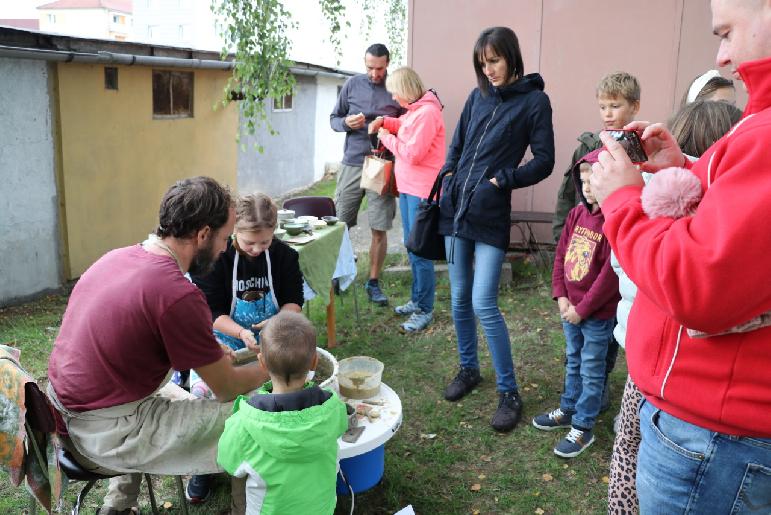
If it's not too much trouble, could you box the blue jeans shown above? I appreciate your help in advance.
[637,399,771,514]
[444,235,517,393]
[559,318,612,430]
[399,193,435,312]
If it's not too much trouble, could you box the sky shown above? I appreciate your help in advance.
[0,0,399,72]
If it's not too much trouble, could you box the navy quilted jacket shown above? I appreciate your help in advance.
[438,74,555,251]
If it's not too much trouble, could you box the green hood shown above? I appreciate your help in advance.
[238,383,346,462]
[217,384,348,515]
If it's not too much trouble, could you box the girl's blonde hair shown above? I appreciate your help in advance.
[668,100,742,158]
[385,67,425,103]
[234,192,277,232]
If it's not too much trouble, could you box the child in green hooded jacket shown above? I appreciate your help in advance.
[217,311,348,515]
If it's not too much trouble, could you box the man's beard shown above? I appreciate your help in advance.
[188,238,217,276]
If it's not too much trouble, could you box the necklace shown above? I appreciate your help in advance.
[142,235,183,272]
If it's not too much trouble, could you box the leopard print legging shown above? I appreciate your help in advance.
[607,376,643,514]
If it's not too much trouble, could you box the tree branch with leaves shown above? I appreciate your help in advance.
[213,0,406,142]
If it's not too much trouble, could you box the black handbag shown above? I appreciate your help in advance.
[406,170,450,260]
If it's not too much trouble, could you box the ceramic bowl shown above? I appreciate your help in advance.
[283,223,306,236]
[273,228,286,239]
[322,215,339,225]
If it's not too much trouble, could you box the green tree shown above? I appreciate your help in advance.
[213,0,406,143]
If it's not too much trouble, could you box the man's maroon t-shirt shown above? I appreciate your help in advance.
[49,245,224,411]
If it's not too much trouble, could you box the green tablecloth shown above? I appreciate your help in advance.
[288,223,345,306]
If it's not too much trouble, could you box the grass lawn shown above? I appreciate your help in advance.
[1,180,624,514]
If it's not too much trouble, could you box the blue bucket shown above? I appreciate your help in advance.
[336,444,384,494]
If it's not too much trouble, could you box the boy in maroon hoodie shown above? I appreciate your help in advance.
[532,148,620,458]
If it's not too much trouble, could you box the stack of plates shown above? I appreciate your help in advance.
[278,209,295,221]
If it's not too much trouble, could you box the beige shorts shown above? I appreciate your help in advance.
[47,380,232,476]
[334,163,396,231]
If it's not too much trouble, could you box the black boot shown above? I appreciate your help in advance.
[490,390,523,432]
[443,367,481,401]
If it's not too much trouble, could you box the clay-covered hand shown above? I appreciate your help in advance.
[239,328,258,351]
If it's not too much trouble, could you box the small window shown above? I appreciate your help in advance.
[272,93,293,112]
[112,14,123,24]
[152,70,194,118]
[47,14,56,23]
[104,67,118,90]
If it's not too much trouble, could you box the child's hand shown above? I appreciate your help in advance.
[563,305,582,325]
[239,328,258,351]
[251,319,268,332]
[557,297,570,316]
[377,127,391,138]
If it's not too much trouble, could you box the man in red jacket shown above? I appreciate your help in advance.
[590,1,771,512]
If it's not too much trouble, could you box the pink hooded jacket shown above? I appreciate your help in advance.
[378,90,446,199]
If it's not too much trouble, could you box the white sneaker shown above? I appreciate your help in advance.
[394,299,419,316]
[401,310,433,332]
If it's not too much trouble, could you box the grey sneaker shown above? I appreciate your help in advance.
[365,281,388,306]
[554,427,595,458]
[532,408,573,431]
[401,310,433,332]
[394,299,419,316]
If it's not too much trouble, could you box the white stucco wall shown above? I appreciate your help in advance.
[315,75,347,180]
[0,58,61,305]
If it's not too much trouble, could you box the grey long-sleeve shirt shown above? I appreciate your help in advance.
[330,73,402,167]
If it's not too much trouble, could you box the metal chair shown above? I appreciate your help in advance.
[283,196,360,321]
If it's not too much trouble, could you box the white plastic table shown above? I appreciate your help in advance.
[338,382,402,459]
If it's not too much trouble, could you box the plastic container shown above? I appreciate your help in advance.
[338,356,384,399]
[337,445,384,494]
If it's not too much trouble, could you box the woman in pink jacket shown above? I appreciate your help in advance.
[369,67,446,332]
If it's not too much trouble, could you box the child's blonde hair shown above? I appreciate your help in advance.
[596,72,640,103]
[385,67,425,103]
[260,311,316,385]
[234,193,277,233]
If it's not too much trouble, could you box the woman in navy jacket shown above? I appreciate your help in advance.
[439,26,554,432]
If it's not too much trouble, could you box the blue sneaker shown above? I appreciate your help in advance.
[532,408,572,431]
[554,427,595,458]
[394,299,419,316]
[185,474,212,504]
[401,310,433,332]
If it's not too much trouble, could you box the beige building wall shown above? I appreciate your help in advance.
[56,63,237,278]
[409,0,743,242]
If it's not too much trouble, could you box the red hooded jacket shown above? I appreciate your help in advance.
[602,56,771,437]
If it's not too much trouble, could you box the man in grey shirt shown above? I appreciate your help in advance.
[330,43,402,306]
